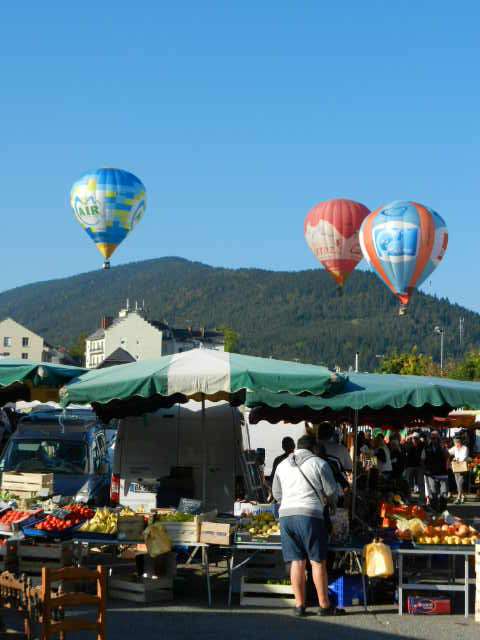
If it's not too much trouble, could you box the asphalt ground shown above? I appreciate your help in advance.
[90,601,480,640]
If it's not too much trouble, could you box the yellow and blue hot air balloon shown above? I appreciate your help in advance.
[359,200,448,314]
[70,168,147,269]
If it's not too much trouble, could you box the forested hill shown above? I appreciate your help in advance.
[0,257,478,371]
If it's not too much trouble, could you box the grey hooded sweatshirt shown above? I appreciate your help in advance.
[272,448,338,519]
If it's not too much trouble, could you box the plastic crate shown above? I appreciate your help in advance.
[328,575,364,607]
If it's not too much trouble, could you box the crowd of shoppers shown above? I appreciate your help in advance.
[357,428,472,505]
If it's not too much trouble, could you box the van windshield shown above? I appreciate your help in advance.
[0,439,88,475]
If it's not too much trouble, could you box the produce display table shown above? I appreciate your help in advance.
[397,547,476,617]
[71,537,213,607]
[225,542,367,610]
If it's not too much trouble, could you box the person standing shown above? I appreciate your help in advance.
[403,433,425,501]
[316,422,353,476]
[422,431,449,509]
[449,436,469,504]
[270,437,295,482]
[388,435,405,479]
[373,432,393,478]
[272,435,343,617]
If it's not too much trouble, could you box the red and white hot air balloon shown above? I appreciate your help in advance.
[304,198,370,288]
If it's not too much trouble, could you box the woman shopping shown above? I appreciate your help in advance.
[449,435,469,504]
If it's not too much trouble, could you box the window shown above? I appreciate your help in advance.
[22,337,29,347]
[0,439,87,475]
[3,337,11,348]
[21,353,28,360]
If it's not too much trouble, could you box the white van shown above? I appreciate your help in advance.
[111,401,243,513]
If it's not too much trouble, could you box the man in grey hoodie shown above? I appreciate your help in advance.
[272,434,342,617]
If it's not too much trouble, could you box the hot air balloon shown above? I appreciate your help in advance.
[359,200,448,313]
[304,198,370,288]
[70,168,147,269]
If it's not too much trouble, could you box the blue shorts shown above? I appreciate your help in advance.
[279,515,328,563]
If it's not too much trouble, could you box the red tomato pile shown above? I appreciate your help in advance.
[64,504,95,520]
[35,515,77,532]
[0,511,32,526]
[34,505,95,533]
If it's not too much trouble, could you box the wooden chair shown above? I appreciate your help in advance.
[0,571,34,639]
[40,566,106,640]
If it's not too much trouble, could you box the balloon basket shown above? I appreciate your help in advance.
[398,304,408,316]
[103,261,111,270]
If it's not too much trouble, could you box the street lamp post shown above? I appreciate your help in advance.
[434,326,445,373]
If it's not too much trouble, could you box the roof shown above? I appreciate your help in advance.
[87,329,105,341]
[97,348,136,368]
[87,312,224,343]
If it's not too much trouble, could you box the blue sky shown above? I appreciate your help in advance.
[1,2,479,310]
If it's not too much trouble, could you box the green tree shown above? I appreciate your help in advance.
[378,347,439,376]
[449,351,480,381]
[219,326,239,353]
[69,333,88,364]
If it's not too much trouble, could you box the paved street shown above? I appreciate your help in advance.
[101,602,479,640]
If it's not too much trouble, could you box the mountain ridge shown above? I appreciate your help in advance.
[0,256,478,371]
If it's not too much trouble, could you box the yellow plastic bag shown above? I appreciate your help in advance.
[143,522,172,557]
[364,539,394,578]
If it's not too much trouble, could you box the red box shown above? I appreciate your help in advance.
[407,596,451,615]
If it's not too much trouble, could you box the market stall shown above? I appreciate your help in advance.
[0,359,86,404]
[57,357,480,614]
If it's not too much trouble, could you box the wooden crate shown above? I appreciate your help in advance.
[117,515,146,541]
[240,577,294,608]
[17,541,73,575]
[0,540,17,571]
[108,575,173,603]
[157,510,217,544]
[242,549,287,581]
[1,472,53,496]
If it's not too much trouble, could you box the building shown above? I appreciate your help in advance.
[0,318,45,361]
[0,318,77,364]
[85,302,224,369]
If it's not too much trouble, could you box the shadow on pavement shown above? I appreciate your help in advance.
[100,606,422,640]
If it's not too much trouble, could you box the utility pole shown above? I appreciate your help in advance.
[459,317,465,347]
[434,326,445,373]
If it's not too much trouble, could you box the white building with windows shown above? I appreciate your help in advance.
[0,318,46,361]
[85,303,224,369]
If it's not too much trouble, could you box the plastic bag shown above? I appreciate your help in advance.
[143,522,172,557]
[364,539,394,578]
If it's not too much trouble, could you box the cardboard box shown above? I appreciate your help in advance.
[407,596,451,615]
[200,521,233,545]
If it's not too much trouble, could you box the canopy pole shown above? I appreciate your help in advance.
[201,397,207,507]
[351,409,359,521]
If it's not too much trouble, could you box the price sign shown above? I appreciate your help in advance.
[178,498,202,515]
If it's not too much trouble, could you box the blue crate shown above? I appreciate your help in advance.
[328,575,364,607]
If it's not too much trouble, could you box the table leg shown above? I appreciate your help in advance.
[464,554,469,618]
[398,554,403,616]
[228,550,235,608]
[353,552,368,612]
[203,547,212,608]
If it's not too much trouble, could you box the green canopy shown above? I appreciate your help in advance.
[60,348,345,420]
[246,373,480,422]
[0,359,86,403]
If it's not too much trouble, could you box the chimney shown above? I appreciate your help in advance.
[101,316,113,330]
